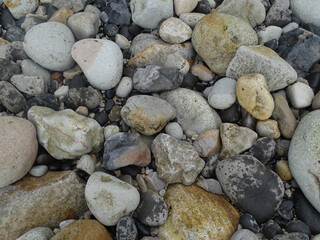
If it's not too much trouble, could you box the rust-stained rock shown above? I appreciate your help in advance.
[0,171,88,240]
[159,184,240,240]
[49,7,74,25]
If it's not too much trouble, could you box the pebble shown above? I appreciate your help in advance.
[191,63,214,82]
[102,132,151,170]
[163,53,190,74]
[216,155,284,223]
[115,77,133,98]
[23,22,75,71]
[21,14,48,33]
[67,12,99,40]
[21,59,51,85]
[256,119,281,139]
[135,191,168,227]
[0,81,26,113]
[103,23,119,37]
[275,160,293,181]
[226,45,297,91]
[230,229,258,240]
[245,137,276,164]
[272,233,309,240]
[219,123,258,159]
[239,213,260,233]
[196,178,223,195]
[291,0,320,28]
[159,17,192,44]
[63,65,82,80]
[76,154,95,175]
[265,1,291,27]
[65,86,102,110]
[50,0,87,13]
[200,153,219,178]
[145,171,166,192]
[164,122,184,140]
[130,0,174,29]
[192,129,221,157]
[0,59,21,82]
[115,34,131,49]
[84,4,101,19]
[105,0,131,26]
[257,26,282,45]
[48,7,74,25]
[29,165,48,177]
[16,227,54,240]
[121,95,176,136]
[23,94,59,117]
[103,125,120,140]
[263,220,283,239]
[4,26,25,42]
[151,133,205,185]
[192,12,258,75]
[54,85,69,98]
[285,220,311,237]
[207,77,236,109]
[27,106,104,160]
[179,12,205,28]
[5,0,39,19]
[286,82,314,109]
[276,139,290,157]
[277,200,294,220]
[116,216,138,240]
[71,39,123,90]
[312,91,320,110]
[282,22,299,34]
[75,106,88,116]
[174,0,199,16]
[85,172,140,226]
[10,74,46,96]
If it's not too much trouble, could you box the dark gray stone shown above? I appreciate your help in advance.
[285,220,311,237]
[216,155,284,223]
[219,102,240,123]
[116,216,138,240]
[0,59,21,82]
[263,220,283,239]
[0,81,26,113]
[23,94,59,117]
[0,10,16,30]
[239,213,260,233]
[65,86,102,110]
[201,153,220,178]
[9,41,29,61]
[105,0,131,26]
[133,65,184,93]
[272,232,309,240]
[265,3,292,27]
[277,200,293,220]
[245,137,276,164]
[4,26,25,42]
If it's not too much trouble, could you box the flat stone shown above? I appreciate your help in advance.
[21,59,51,85]
[48,7,74,25]
[27,106,104,160]
[0,81,26,113]
[0,171,88,240]
[159,17,192,44]
[286,82,314,109]
[158,184,240,240]
[10,74,46,96]
[208,77,236,109]
[174,0,199,16]
[4,0,38,19]
[291,0,320,28]
[256,119,281,139]
[16,227,54,240]
[67,12,99,40]
[193,129,221,157]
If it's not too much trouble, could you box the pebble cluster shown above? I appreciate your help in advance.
[1,0,320,239]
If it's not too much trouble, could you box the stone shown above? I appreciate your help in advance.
[286,82,314,109]
[54,85,69,98]
[28,106,104,160]
[272,93,297,139]
[158,184,240,240]
[201,154,220,178]
[48,7,74,24]
[63,65,82,80]
[0,58,21,82]
[291,0,320,28]
[312,91,320,110]
[219,123,258,159]
[135,191,168,227]
[76,154,95,175]
[145,171,166,192]
[245,137,276,164]
[164,53,190,74]
[133,65,183,93]
[130,33,165,56]
[239,213,260,233]
[116,77,133,98]
[217,0,266,28]
[71,39,123,90]
[85,172,140,226]
[226,45,298,91]
[192,12,258,75]
[0,171,88,240]
[10,74,46,96]
[67,12,99,40]
[116,217,138,240]
[159,17,192,44]
[115,34,131,50]
[288,110,320,213]
[236,73,274,120]
[216,154,284,223]
[4,26,25,42]
[21,59,51,85]
[282,22,299,34]
[164,122,184,140]
[23,22,75,71]
[257,26,282,45]
[174,0,199,16]
[265,2,291,27]
[230,229,258,240]
[51,220,112,240]
[4,0,38,19]
[21,14,47,33]
[102,132,151,170]
[179,13,205,29]
[263,220,283,239]
[160,88,222,134]
[193,129,221,157]
[285,220,311,237]
[256,119,281,139]
[103,125,120,140]
[272,233,309,240]
[130,0,174,29]
[105,0,131,26]
[29,165,48,177]
[46,0,87,13]
[16,227,54,240]
[120,95,176,136]
[23,94,59,117]
[190,63,214,82]
[0,81,26,113]
[65,86,102,110]
[196,178,223,195]
[208,77,237,110]
[0,116,37,188]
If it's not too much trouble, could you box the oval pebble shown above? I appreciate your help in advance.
[28,165,48,177]
[164,122,184,140]
[116,77,133,98]
[159,17,192,44]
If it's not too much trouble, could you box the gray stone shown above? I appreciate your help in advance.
[0,81,26,113]
[10,74,46,96]
[48,0,88,12]
[265,2,292,27]
[116,216,138,240]
[164,122,184,140]
[286,82,314,109]
[29,165,48,177]
[116,77,133,98]
[16,227,54,240]
[291,0,320,28]
[196,178,223,195]
[257,26,282,45]
[179,12,205,29]
[272,232,309,240]
[230,229,259,240]
[145,171,166,192]
[65,86,103,110]
[21,14,47,32]
[76,154,95,175]
[54,85,69,98]
[282,22,299,34]
[21,59,51,85]
[103,125,120,140]
[84,4,101,19]
[159,17,192,44]
[245,137,276,164]
[0,58,21,82]
[201,153,220,178]
[130,34,166,57]
[67,12,99,40]
[5,0,39,19]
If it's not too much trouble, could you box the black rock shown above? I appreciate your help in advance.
[201,153,220,178]
[105,0,131,26]
[105,88,116,99]
[285,220,311,237]
[241,108,256,130]
[120,165,141,178]
[95,0,106,8]
[0,59,21,82]
[76,169,90,181]
[135,221,151,237]
[277,200,294,220]
[119,25,133,41]
[100,11,109,24]
[60,162,73,171]
[0,104,5,112]
[48,160,61,171]
[10,41,29,61]
[46,4,58,19]
[105,99,115,112]
[65,86,102,110]
[48,80,59,94]
[103,23,119,37]
[265,3,291,27]
[4,26,25,42]
[195,81,207,91]
[271,232,309,240]
[15,16,25,28]
[239,213,260,233]
[180,73,198,89]
[306,71,320,94]
[245,137,276,164]
[273,216,289,228]
[68,75,87,89]
[122,48,131,59]
[301,22,320,36]
[123,67,136,78]
[23,94,59,117]
[263,220,283,239]
[194,0,211,14]
[219,102,240,123]
[0,9,16,29]
[276,139,290,157]
[36,153,55,165]
[0,81,26,113]
[264,39,279,51]
[94,111,109,126]
[277,28,320,77]
[128,24,143,37]
[293,189,320,234]
[116,216,138,240]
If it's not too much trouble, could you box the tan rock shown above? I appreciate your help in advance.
[174,0,199,16]
[63,64,82,79]
[256,119,281,139]
[0,171,88,240]
[49,7,74,25]
[193,129,221,157]
[159,17,192,44]
[191,63,215,82]
[159,184,240,240]
[51,220,112,240]
[236,73,274,120]
[179,12,205,28]
[275,160,293,181]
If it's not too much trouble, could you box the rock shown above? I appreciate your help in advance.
[265,1,291,27]
[27,106,104,160]
[217,0,266,28]
[257,26,282,45]
[282,22,299,34]
[0,58,21,82]
[130,33,165,56]
[277,28,320,77]
[48,7,74,25]
[23,94,59,117]
[133,65,183,93]
[291,0,320,28]
[179,12,205,28]
[263,220,283,239]
[21,14,47,33]
[285,220,311,237]
[4,0,38,19]
[245,137,276,164]
[0,116,37,188]
[85,172,140,226]
[196,178,223,195]
[116,217,138,240]
[76,154,95,175]
[49,0,87,13]
[312,91,320,110]
[158,184,240,240]
[130,0,174,29]
[160,88,221,134]
[135,191,168,227]
[29,165,48,178]
[272,233,309,240]
[219,123,258,159]
[16,227,54,240]
[23,22,75,71]
[163,53,190,74]
[151,133,205,185]
[164,122,184,139]
[288,110,320,213]
[256,119,281,139]
[219,102,241,123]
[207,77,237,110]
[286,82,314,109]
[115,34,131,50]
[159,17,192,44]
[10,74,46,96]
[190,63,214,82]
[120,95,176,136]
[67,12,99,40]
[272,93,297,139]
[103,125,120,140]
[4,26,25,42]
[0,81,26,113]
[192,12,258,75]
[21,59,51,85]
[239,213,260,233]
[174,0,199,16]
[277,200,294,221]
[105,0,131,26]
[276,139,290,157]
[71,39,123,90]
[201,154,220,178]
[51,220,112,240]
[230,229,258,240]
[65,86,102,110]
[226,45,297,91]
[54,85,69,98]
[63,65,82,80]
[216,155,284,223]
[145,171,166,192]
[102,132,151,170]
[0,171,88,240]
[193,129,221,157]
[236,73,274,120]
[116,77,133,98]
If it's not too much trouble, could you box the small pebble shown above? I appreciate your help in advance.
[164,122,184,140]
[76,154,96,175]
[54,85,69,98]
[159,17,192,44]
[263,220,283,239]
[285,220,311,238]
[239,213,260,233]
[275,160,293,181]
[256,119,281,139]
[286,82,314,109]
[75,106,89,116]
[196,178,223,195]
[116,77,133,98]
[191,63,214,82]
[115,34,131,49]
[28,165,48,177]
[116,216,138,240]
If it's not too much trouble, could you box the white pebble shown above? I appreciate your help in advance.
[257,26,282,45]
[159,17,192,44]
[54,85,69,98]
[104,125,120,140]
[76,154,96,175]
[115,34,131,49]
[165,122,184,140]
[208,77,237,109]
[179,12,205,28]
[282,22,299,34]
[59,219,75,229]
[28,165,48,177]
[286,82,314,108]
[116,77,133,98]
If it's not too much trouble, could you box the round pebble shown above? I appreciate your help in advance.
[164,122,184,140]
[28,165,48,177]
[159,17,192,44]
[116,77,133,98]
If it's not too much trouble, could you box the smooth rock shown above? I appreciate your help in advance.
[193,129,221,157]
[285,220,311,237]
[105,0,131,26]
[257,26,282,45]
[48,7,74,24]
[192,12,258,75]
[47,0,87,13]
[116,77,133,98]
[67,12,99,40]
[65,86,102,110]
[164,53,190,74]
[226,45,298,91]
[103,125,120,140]
[85,172,140,226]
[263,220,283,239]
[239,213,260,233]
[0,58,21,82]
[179,12,205,28]
[256,119,281,139]
[282,22,299,34]
[63,65,82,80]
[196,178,223,195]
[291,0,320,28]
[4,0,38,19]
[164,122,184,140]
[190,63,214,82]
[219,102,240,123]
[151,133,205,185]
[0,81,26,113]
[245,137,276,164]
[23,22,75,71]
[130,33,165,56]
[29,165,48,177]
[159,17,192,44]
[115,34,131,50]
[158,184,240,240]
[10,74,45,96]
[116,217,138,240]
[120,95,176,136]
[4,25,25,42]
[71,39,123,90]
[286,82,314,109]
[27,106,104,160]
[76,154,95,175]
[230,229,259,240]
[54,85,69,98]
[272,233,309,240]
[216,155,284,223]
[16,227,54,240]
[174,0,199,16]
[21,59,51,84]
[208,77,236,109]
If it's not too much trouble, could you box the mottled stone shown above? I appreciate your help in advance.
[16,227,54,240]
[0,81,26,113]
[10,74,46,96]
[116,217,138,240]
[0,58,21,82]
[65,86,102,110]
[256,119,281,139]
[159,17,192,44]
[245,137,276,164]
[193,129,221,157]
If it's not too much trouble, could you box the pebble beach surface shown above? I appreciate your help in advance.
[1,0,320,239]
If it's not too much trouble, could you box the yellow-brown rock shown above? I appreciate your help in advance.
[159,184,240,240]
[236,73,274,120]
[192,129,221,157]
[51,220,113,240]
[49,7,74,25]
[276,160,293,181]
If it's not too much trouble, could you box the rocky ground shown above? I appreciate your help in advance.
[0,0,320,239]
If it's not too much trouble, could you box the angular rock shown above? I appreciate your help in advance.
[116,217,138,240]
[16,227,54,240]
[265,1,291,27]
[21,59,51,84]
[27,106,104,160]
[159,17,192,44]
[0,58,21,81]
[0,81,26,113]
[192,129,221,157]
[67,12,99,40]
[256,119,281,139]
[10,74,46,96]
[4,0,38,19]
[65,86,102,110]
[48,7,74,24]
[105,0,131,26]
